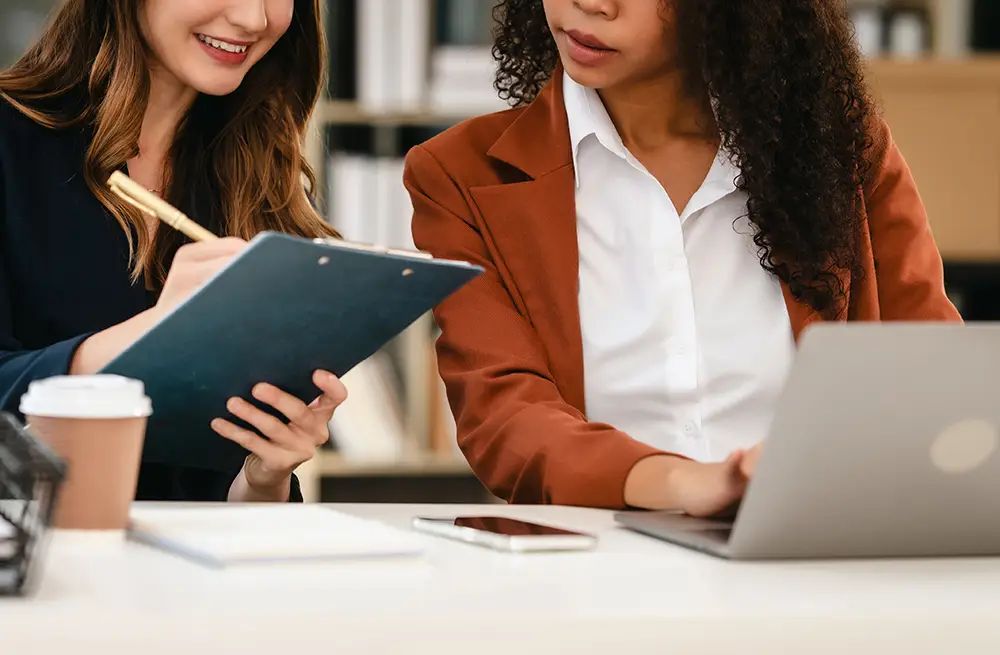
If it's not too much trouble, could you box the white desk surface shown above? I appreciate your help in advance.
[2,502,1000,654]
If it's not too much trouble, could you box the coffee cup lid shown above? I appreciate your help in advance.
[20,375,153,419]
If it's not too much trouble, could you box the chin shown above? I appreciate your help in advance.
[190,75,246,97]
[563,63,617,91]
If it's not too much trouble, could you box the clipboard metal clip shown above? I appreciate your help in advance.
[312,238,435,261]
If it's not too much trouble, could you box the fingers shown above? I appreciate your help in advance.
[309,370,348,413]
[225,397,295,447]
[211,417,292,467]
[175,237,247,262]
[739,443,763,478]
[184,259,236,285]
[723,449,745,477]
[218,376,344,465]
[251,383,315,429]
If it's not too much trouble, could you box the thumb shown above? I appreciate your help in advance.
[740,444,762,478]
[312,370,348,404]
[724,449,745,473]
[724,449,753,485]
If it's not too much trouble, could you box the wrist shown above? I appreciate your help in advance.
[69,307,166,375]
[229,458,292,502]
[624,454,694,510]
[68,335,96,375]
[249,477,292,502]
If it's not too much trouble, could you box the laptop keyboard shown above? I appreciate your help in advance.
[699,527,733,543]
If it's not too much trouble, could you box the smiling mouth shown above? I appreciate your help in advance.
[196,34,250,54]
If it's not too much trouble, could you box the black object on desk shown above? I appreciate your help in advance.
[101,232,483,475]
[0,412,67,597]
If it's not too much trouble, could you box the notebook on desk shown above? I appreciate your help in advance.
[101,232,483,474]
[127,504,425,567]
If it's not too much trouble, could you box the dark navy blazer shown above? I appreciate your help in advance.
[0,97,301,502]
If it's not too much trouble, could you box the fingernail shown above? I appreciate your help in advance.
[227,397,242,411]
[252,384,267,398]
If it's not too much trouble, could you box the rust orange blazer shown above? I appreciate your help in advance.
[404,72,962,509]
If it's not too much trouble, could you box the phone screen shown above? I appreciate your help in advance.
[429,516,586,537]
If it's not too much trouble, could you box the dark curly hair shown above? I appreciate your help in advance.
[491,0,875,318]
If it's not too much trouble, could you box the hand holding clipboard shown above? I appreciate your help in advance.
[103,172,484,474]
[108,172,353,489]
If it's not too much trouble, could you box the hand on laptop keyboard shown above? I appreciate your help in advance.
[624,443,763,518]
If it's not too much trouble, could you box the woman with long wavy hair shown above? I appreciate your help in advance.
[0,0,347,503]
[405,0,962,514]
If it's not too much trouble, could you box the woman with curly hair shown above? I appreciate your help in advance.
[404,0,961,515]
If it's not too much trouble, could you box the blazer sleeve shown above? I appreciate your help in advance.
[865,120,963,322]
[0,263,304,504]
[0,155,94,414]
[405,144,665,509]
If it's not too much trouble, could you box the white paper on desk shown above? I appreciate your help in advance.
[127,505,425,568]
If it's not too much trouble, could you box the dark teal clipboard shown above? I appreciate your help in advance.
[101,232,483,474]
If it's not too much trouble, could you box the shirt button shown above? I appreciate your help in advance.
[683,423,696,435]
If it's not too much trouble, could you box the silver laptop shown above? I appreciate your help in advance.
[615,323,1000,560]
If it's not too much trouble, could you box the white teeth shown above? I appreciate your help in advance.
[197,34,248,54]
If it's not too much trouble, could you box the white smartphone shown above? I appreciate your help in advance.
[411,515,598,552]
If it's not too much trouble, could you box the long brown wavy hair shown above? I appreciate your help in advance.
[0,0,337,287]
[492,0,875,318]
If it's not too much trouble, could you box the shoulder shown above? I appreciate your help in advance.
[405,107,526,188]
[0,94,87,172]
[0,93,46,139]
[861,113,896,200]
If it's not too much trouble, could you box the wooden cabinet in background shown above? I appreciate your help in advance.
[867,58,1000,261]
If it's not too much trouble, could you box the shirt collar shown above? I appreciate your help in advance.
[563,70,630,188]
[562,70,741,200]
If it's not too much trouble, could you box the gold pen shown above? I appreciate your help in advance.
[107,170,218,242]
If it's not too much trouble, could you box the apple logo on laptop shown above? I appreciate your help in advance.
[930,419,998,474]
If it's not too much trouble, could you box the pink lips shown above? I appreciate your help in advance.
[563,29,617,67]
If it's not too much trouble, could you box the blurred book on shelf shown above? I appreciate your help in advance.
[356,0,431,112]
[325,0,357,100]
[328,350,407,461]
[971,0,1000,51]
[429,0,506,114]
[324,0,505,116]
[849,1,933,58]
[344,0,504,115]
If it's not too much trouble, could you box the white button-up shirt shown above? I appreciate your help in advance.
[565,71,796,462]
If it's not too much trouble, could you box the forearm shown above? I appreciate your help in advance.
[458,397,666,508]
[227,466,291,502]
[69,307,164,375]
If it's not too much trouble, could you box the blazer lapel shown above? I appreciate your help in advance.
[468,73,589,413]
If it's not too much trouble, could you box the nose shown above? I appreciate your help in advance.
[227,0,269,35]
[573,0,618,19]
